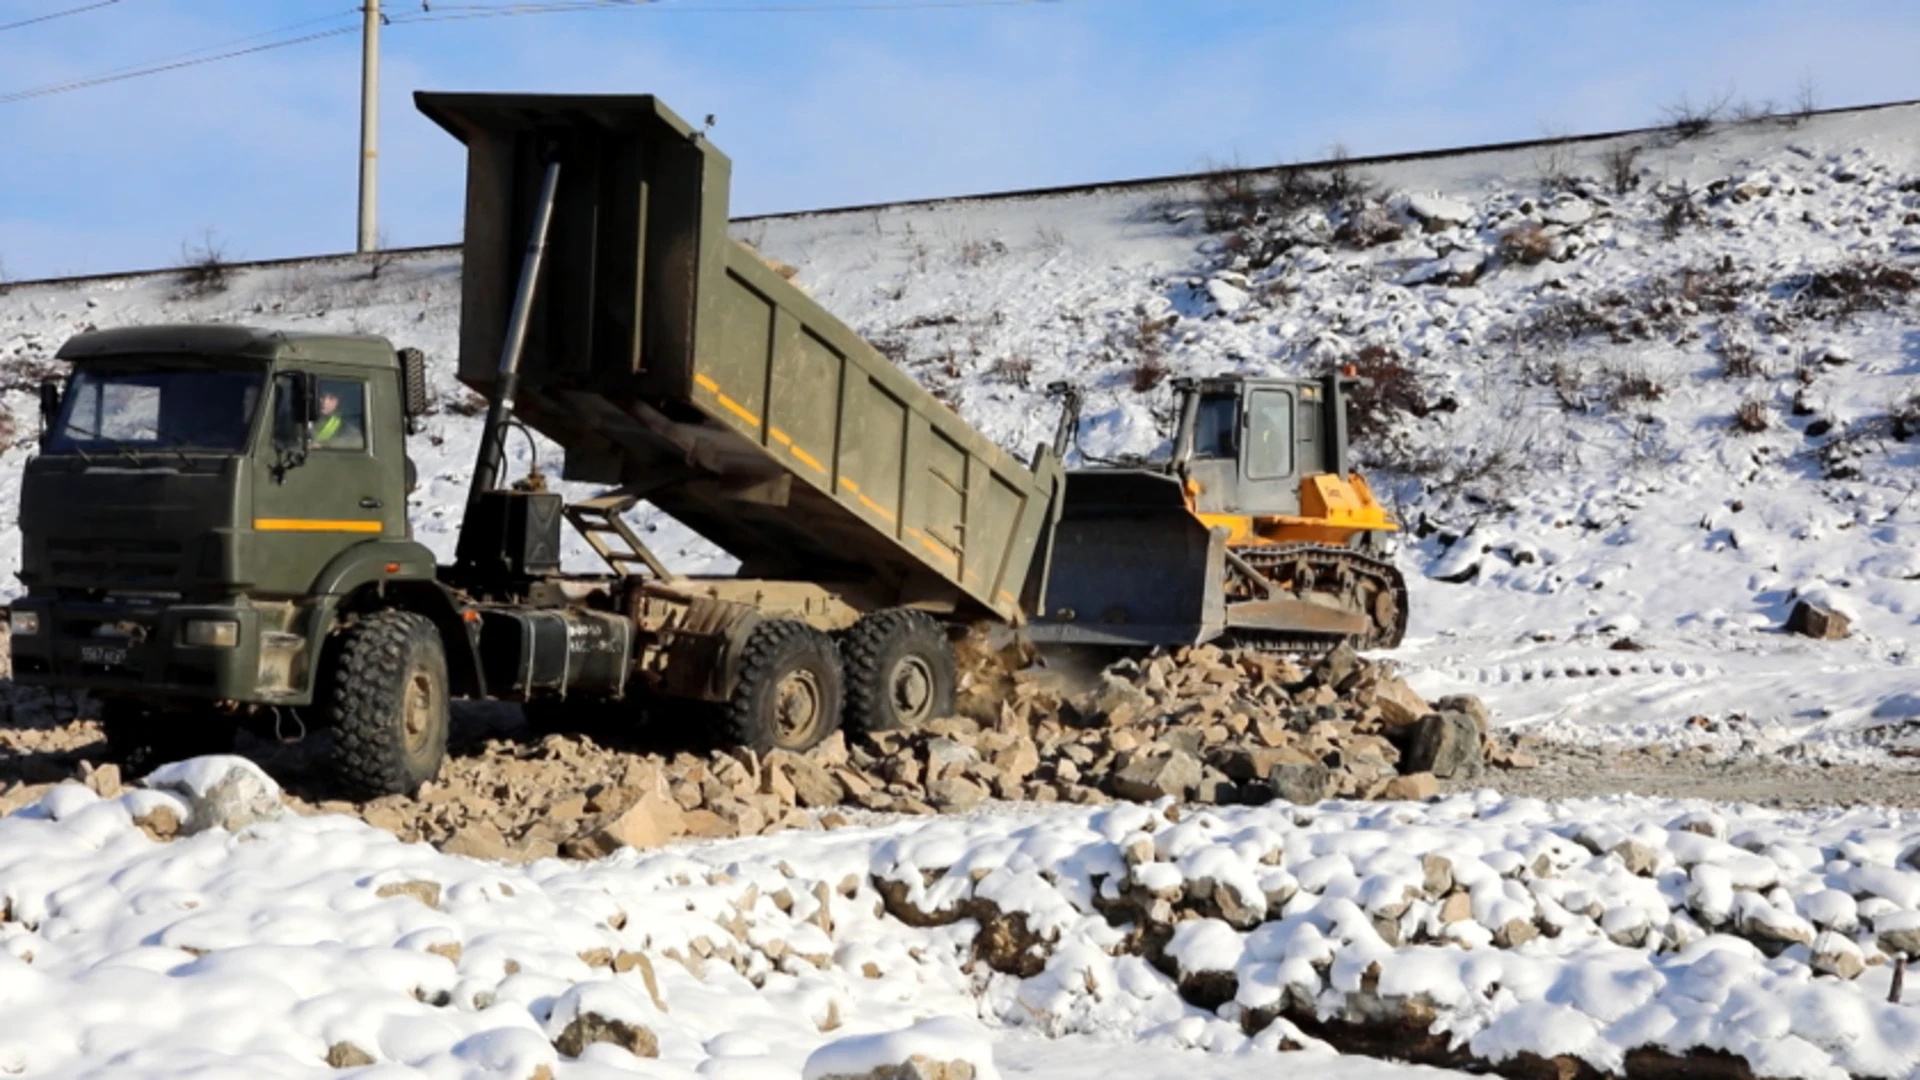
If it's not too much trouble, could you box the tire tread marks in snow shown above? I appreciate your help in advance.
[327,609,449,799]
[839,608,957,733]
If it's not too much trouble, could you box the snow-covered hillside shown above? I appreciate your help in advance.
[1,103,1915,759]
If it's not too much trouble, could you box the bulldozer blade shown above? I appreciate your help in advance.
[1027,470,1226,648]
[1223,596,1369,636]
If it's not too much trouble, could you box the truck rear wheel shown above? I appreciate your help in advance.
[727,620,843,753]
[325,610,450,799]
[839,609,956,733]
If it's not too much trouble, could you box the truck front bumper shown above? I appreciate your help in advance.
[8,597,273,703]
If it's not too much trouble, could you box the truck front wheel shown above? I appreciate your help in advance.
[727,620,843,753]
[325,610,450,799]
[839,609,956,733]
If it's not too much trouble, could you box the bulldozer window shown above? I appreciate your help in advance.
[1246,389,1294,479]
[1192,393,1238,458]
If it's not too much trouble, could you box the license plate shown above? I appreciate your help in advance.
[80,644,128,666]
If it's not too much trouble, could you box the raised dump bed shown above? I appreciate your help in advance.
[417,92,1063,624]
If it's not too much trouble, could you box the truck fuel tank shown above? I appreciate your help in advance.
[477,607,632,701]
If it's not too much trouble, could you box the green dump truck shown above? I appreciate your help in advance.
[8,93,1402,797]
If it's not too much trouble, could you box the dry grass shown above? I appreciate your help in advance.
[1732,398,1771,433]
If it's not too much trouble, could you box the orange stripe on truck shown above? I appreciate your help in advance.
[255,519,383,533]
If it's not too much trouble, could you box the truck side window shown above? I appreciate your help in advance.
[1245,389,1293,479]
[1191,394,1238,459]
[313,378,368,452]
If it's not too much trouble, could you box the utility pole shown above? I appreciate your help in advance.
[356,0,380,253]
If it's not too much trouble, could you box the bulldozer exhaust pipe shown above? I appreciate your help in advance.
[464,157,562,517]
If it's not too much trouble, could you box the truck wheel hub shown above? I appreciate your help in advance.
[404,671,435,751]
[773,670,823,743]
[890,657,935,723]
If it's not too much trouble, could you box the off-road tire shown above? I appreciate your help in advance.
[98,699,235,775]
[324,610,450,799]
[839,609,957,734]
[726,620,843,754]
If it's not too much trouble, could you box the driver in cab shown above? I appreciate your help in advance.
[313,387,363,448]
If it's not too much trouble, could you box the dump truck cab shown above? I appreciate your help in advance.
[9,326,448,713]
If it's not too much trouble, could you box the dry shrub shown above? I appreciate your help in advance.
[1341,343,1431,448]
[444,389,488,417]
[1732,398,1770,433]
[1605,364,1667,408]
[1778,259,1917,322]
[871,331,911,367]
[1661,89,1732,140]
[1131,354,1170,393]
[1676,260,1753,312]
[1715,320,1762,378]
[959,237,1007,267]
[992,354,1034,389]
[177,229,231,298]
[0,412,16,453]
[1497,222,1553,266]
[1198,160,1262,232]
[1335,201,1403,248]
[1660,184,1706,239]
[1604,144,1642,195]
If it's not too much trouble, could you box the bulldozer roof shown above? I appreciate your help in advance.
[56,324,397,368]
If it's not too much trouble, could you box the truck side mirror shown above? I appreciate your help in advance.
[271,372,318,479]
[37,378,61,429]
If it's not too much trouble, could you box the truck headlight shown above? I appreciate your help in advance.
[8,611,38,636]
[184,619,239,648]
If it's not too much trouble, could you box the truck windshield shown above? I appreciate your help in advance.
[47,366,265,455]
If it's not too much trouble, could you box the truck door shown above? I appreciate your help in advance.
[1237,387,1303,515]
[250,370,402,597]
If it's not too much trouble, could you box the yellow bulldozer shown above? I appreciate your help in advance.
[1029,372,1406,655]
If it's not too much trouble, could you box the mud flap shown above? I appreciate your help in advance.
[1027,470,1226,648]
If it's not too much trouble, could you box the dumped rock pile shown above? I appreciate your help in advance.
[287,642,1525,861]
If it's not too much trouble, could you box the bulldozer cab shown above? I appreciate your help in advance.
[1171,374,1350,518]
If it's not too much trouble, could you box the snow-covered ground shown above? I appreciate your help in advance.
[2,104,1914,759]
[12,759,1920,1078]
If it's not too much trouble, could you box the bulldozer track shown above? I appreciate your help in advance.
[1225,543,1410,657]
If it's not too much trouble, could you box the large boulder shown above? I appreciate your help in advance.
[143,757,284,835]
[1403,712,1484,779]
[1109,750,1202,802]
[1786,600,1850,640]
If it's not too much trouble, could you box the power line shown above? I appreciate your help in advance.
[393,0,1055,20]
[0,24,363,105]
[18,9,361,91]
[0,0,123,35]
[0,0,1063,106]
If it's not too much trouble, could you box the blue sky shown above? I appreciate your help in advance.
[2,0,1918,280]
